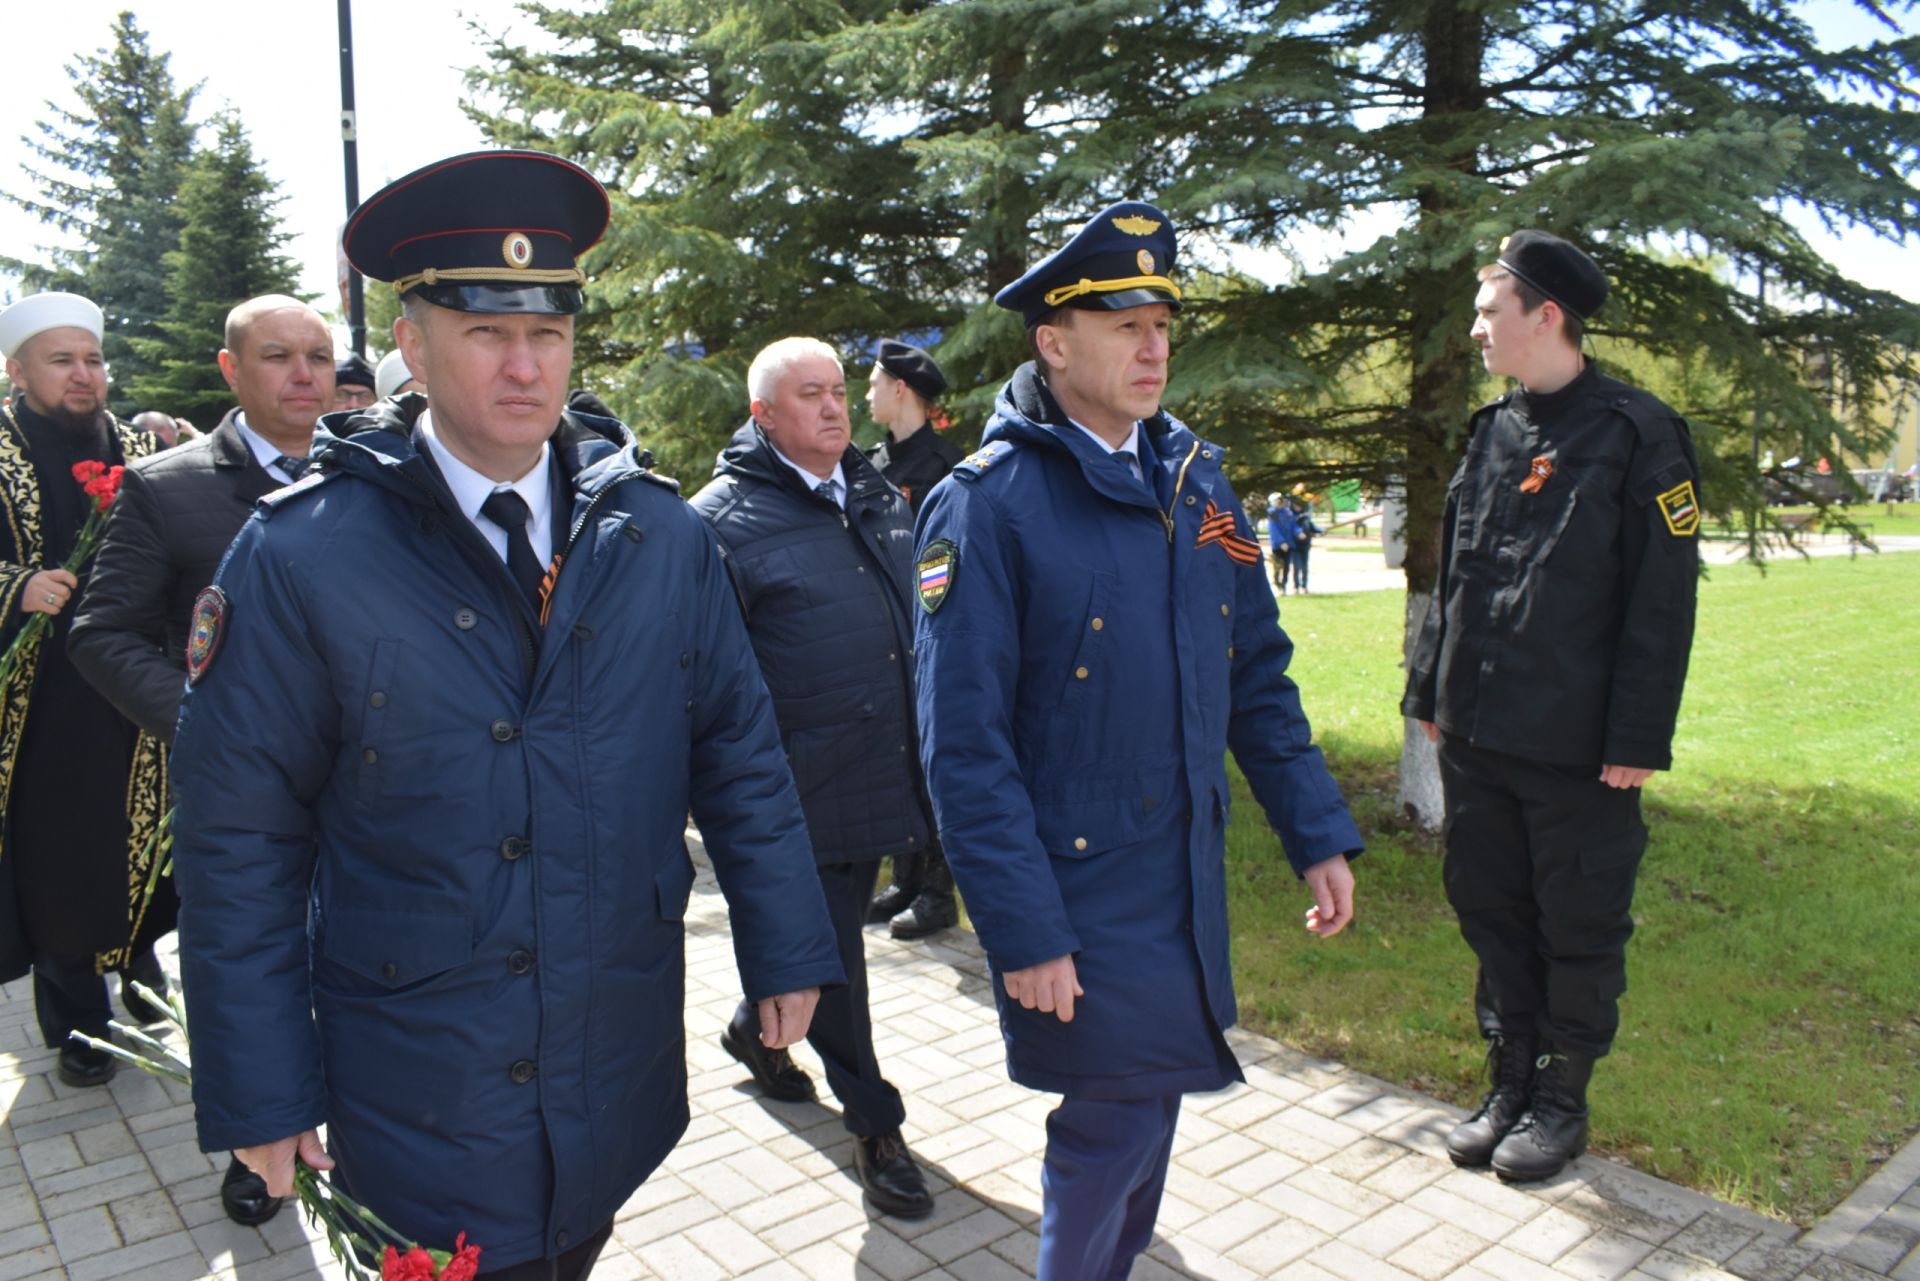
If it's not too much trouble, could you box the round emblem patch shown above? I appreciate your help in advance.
[502,232,534,269]
[1137,248,1156,274]
[916,539,958,614]
[186,586,229,685]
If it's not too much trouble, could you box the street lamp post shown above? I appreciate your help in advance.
[338,0,365,358]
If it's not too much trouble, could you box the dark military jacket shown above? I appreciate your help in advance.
[865,421,964,514]
[1402,364,1700,770]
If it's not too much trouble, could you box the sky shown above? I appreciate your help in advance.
[2,0,1915,351]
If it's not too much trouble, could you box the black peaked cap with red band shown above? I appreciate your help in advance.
[343,150,610,315]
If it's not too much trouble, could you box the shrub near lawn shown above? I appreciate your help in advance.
[1229,554,1920,1225]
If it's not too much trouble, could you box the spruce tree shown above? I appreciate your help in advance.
[126,115,304,426]
[3,11,197,409]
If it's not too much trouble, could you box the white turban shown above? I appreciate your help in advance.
[0,292,104,359]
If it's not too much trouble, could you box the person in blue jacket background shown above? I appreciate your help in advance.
[168,151,842,1281]
[912,201,1364,1281]
[1290,495,1323,594]
[1265,491,1298,593]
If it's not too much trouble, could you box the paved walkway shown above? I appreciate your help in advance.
[1,845,1915,1281]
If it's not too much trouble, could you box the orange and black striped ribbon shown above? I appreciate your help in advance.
[537,553,564,627]
[1195,500,1263,566]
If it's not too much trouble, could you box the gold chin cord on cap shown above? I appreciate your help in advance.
[392,265,587,295]
[1041,274,1183,308]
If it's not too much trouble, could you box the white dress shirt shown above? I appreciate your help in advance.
[768,442,847,510]
[233,413,325,486]
[1070,418,1144,481]
[418,411,555,566]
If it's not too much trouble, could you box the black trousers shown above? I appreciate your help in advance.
[880,836,950,898]
[1438,735,1649,1057]
[33,951,113,1049]
[733,859,905,1136]
[475,1219,612,1281]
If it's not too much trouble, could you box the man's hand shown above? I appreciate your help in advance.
[1003,955,1083,1023]
[235,1129,332,1198]
[1303,855,1356,938]
[21,568,77,616]
[1418,719,1439,743]
[1600,764,1655,789]
[756,988,820,1049]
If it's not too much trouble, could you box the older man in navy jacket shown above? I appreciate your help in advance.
[169,152,841,1281]
[914,202,1363,1280]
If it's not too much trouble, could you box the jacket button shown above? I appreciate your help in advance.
[1185,494,1197,506]
[381,962,398,980]
[857,565,866,573]
[1228,646,1236,658]
[679,652,691,668]
[888,652,897,661]
[862,702,873,715]
[369,691,387,708]
[509,1059,537,1085]
[507,949,535,975]
[490,719,517,742]
[1202,449,1214,459]
[1074,837,1088,851]
[1221,603,1230,616]
[1090,618,1103,631]
[500,836,530,861]
[556,1230,571,1249]
[622,526,644,544]
[572,623,594,641]
[1074,666,1089,679]
[454,608,478,630]
[363,748,379,765]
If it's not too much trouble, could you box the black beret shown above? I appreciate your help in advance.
[995,201,1182,328]
[567,387,615,419]
[1497,229,1608,321]
[335,353,376,389]
[875,339,947,402]
[343,150,609,315]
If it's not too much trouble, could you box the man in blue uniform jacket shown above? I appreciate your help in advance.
[912,202,1364,1280]
[169,151,843,1281]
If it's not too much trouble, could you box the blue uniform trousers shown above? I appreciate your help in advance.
[732,859,906,1136]
[1037,1094,1182,1281]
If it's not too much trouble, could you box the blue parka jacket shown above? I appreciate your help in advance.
[914,365,1363,1099]
[170,398,843,1269]
[689,422,932,865]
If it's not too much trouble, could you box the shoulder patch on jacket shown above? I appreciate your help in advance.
[916,539,957,612]
[186,586,228,684]
[1655,480,1701,537]
[256,469,335,515]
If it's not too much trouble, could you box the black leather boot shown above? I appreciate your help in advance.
[120,948,171,1025]
[1445,1031,1536,1167]
[1492,1045,1594,1182]
[852,1130,934,1218]
[890,851,957,941]
[57,1038,117,1089]
[221,1154,283,1225]
[867,854,919,924]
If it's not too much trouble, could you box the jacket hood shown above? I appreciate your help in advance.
[985,361,1186,458]
[315,393,643,505]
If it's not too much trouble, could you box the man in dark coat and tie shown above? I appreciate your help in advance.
[68,293,337,1226]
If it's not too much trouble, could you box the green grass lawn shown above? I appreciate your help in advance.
[1711,503,1920,541]
[1231,553,1920,1224]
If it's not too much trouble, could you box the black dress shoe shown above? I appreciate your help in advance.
[221,1154,283,1226]
[57,1039,117,1089]
[720,1022,816,1102]
[120,955,171,1025]
[852,1130,933,1219]
[867,879,915,925]
[888,890,958,940]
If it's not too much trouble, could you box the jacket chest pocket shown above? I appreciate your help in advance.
[1494,487,1584,587]
[1051,571,1116,712]
[319,906,474,993]
[354,638,466,802]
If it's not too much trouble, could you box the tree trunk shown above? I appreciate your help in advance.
[1397,589,1445,830]
[1396,0,1487,827]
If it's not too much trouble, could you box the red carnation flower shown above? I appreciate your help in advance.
[438,1234,483,1281]
[70,460,107,484]
[380,1245,439,1281]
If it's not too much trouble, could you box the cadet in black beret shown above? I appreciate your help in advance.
[334,353,377,413]
[863,337,964,940]
[1403,229,1701,1182]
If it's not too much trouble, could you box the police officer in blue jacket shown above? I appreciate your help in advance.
[169,151,844,1281]
[913,202,1364,1281]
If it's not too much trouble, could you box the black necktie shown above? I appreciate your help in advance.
[479,490,545,614]
[815,479,839,507]
[1115,450,1143,483]
[273,454,309,481]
